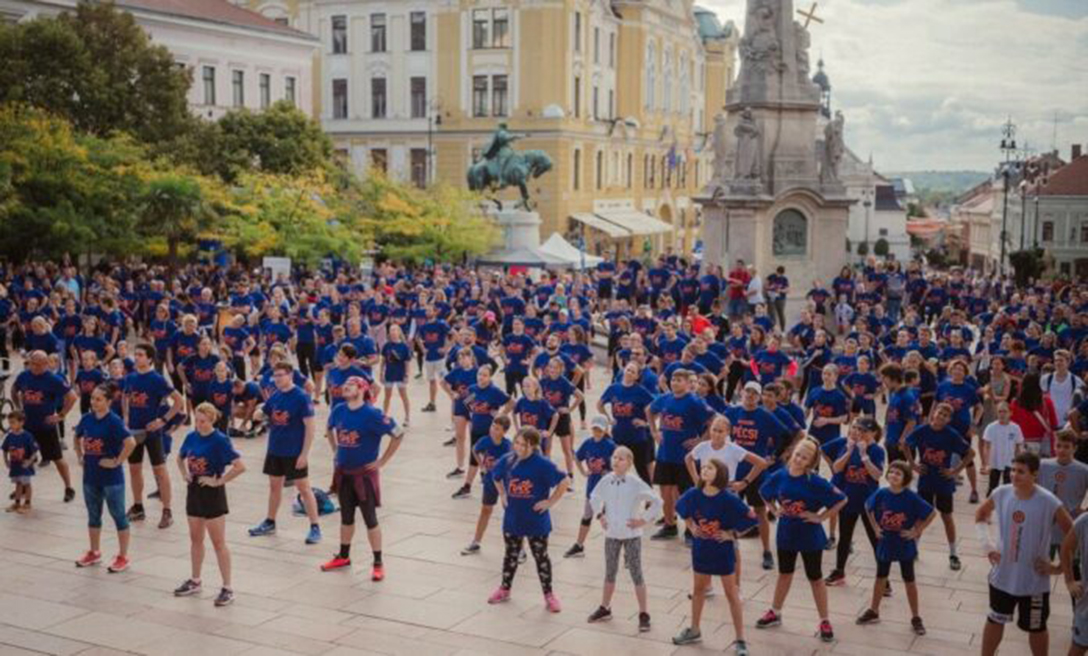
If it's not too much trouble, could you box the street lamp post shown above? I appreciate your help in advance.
[998,118,1017,276]
[427,99,442,187]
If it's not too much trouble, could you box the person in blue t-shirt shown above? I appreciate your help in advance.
[487,426,570,611]
[460,415,513,556]
[14,350,77,501]
[249,362,322,545]
[501,318,538,397]
[174,403,245,606]
[856,461,936,634]
[756,437,847,643]
[805,364,849,447]
[672,457,758,650]
[539,354,584,476]
[74,385,136,572]
[598,362,656,483]
[452,365,512,500]
[649,370,714,540]
[842,355,879,418]
[321,376,404,581]
[442,348,479,479]
[903,402,974,571]
[934,360,982,503]
[2,411,38,512]
[379,325,412,427]
[822,418,886,588]
[563,416,616,558]
[514,376,559,452]
[880,363,919,463]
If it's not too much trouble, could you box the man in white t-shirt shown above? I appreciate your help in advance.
[1042,350,1083,427]
[975,451,1073,656]
[982,402,1024,496]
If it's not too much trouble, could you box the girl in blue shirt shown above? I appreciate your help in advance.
[452,366,511,499]
[672,458,758,653]
[540,356,584,482]
[442,349,478,480]
[174,403,245,607]
[756,437,847,643]
[488,426,569,612]
[514,377,558,453]
[379,325,412,428]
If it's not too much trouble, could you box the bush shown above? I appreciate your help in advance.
[856,241,870,256]
[874,238,890,257]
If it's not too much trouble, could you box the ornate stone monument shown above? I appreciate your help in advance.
[698,0,852,302]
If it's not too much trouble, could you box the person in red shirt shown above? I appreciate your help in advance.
[727,259,751,320]
[1010,373,1059,457]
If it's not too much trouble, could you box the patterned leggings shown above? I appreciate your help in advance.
[604,537,644,585]
[501,533,552,594]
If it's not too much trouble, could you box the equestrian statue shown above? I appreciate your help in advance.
[467,123,552,210]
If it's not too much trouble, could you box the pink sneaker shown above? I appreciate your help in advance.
[487,587,511,604]
[544,592,562,613]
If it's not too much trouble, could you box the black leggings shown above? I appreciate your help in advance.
[296,342,316,378]
[876,559,916,582]
[835,510,879,572]
[504,369,525,397]
[339,478,379,529]
[501,533,552,593]
[777,549,824,581]
[988,467,1011,497]
[575,378,587,422]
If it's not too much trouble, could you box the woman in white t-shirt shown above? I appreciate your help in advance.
[983,402,1024,497]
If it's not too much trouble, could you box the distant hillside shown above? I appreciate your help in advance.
[886,170,991,206]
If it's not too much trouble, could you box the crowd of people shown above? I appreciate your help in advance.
[3,255,1088,655]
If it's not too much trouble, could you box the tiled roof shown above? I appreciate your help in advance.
[1039,156,1088,196]
[119,0,314,39]
[874,184,902,211]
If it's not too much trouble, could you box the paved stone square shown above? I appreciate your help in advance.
[0,372,1074,655]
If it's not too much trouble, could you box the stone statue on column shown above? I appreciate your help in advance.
[794,21,811,81]
[739,2,781,75]
[821,110,845,184]
[712,112,729,182]
[734,107,763,182]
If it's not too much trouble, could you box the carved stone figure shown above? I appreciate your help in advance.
[821,110,845,184]
[712,112,729,181]
[466,122,553,209]
[739,3,781,74]
[733,108,762,181]
[795,21,811,80]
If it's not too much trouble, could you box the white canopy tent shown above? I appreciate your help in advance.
[538,233,603,269]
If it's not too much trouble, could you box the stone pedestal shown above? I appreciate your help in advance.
[487,202,543,251]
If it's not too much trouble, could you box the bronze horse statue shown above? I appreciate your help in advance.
[466,124,552,210]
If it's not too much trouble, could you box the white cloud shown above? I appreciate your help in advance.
[699,0,1088,171]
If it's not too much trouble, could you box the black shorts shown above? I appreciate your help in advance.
[988,584,1050,633]
[778,549,824,581]
[742,478,766,508]
[186,482,229,519]
[653,461,693,491]
[554,413,573,438]
[262,453,307,481]
[469,429,486,467]
[876,558,916,582]
[339,475,379,529]
[31,426,63,463]
[128,432,166,467]
[919,488,954,514]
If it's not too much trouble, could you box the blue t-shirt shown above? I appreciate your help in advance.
[473,437,513,486]
[381,342,411,382]
[843,372,880,413]
[865,487,934,562]
[71,335,109,360]
[725,406,791,480]
[676,487,758,574]
[467,384,510,436]
[179,430,240,479]
[222,326,250,355]
[444,366,477,415]
[328,403,399,469]
[575,437,616,494]
[753,349,792,384]
[514,397,556,433]
[905,424,971,496]
[600,383,655,445]
[540,375,577,413]
[325,364,371,407]
[263,386,315,458]
[759,469,846,552]
[76,411,131,488]
[497,453,567,537]
[13,371,71,432]
[650,393,713,464]
[75,368,107,399]
[122,370,174,430]
[935,381,980,435]
[805,387,849,444]
[821,438,885,513]
[502,334,536,374]
[885,387,919,448]
[208,379,234,412]
[2,431,38,478]
[182,354,220,398]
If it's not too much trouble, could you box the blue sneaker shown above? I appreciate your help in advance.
[248,519,276,537]
[305,524,322,545]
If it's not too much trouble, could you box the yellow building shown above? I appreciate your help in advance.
[240,0,737,258]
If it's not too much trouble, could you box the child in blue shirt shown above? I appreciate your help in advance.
[380,325,413,427]
[857,461,936,634]
[3,412,38,513]
[564,416,616,558]
[460,416,513,556]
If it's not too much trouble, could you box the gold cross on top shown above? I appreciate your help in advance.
[797,2,824,29]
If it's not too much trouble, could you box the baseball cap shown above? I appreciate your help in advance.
[855,416,882,434]
[590,416,611,432]
[743,381,762,394]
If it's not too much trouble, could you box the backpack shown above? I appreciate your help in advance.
[293,488,338,516]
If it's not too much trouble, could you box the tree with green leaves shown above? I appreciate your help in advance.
[0,2,194,146]
[139,172,220,272]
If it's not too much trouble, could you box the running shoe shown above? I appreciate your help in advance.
[819,620,835,642]
[460,542,481,556]
[911,616,926,635]
[422,403,436,412]
[107,555,130,573]
[214,588,234,607]
[734,640,750,656]
[949,554,962,571]
[63,487,75,502]
[638,612,651,632]
[451,484,471,499]
[824,570,846,586]
[5,503,19,513]
[174,579,202,596]
[75,550,101,568]
[650,524,678,540]
[672,627,702,645]
[755,609,782,629]
[371,563,385,581]
[248,519,276,537]
[158,509,173,529]
[487,587,511,604]
[543,592,562,613]
[127,504,146,521]
[305,525,322,545]
[969,490,980,504]
[149,490,161,500]
[761,550,775,570]
[825,536,837,551]
[446,467,465,479]
[442,437,456,447]
[587,606,612,623]
[321,556,351,571]
[563,543,585,558]
[855,609,880,625]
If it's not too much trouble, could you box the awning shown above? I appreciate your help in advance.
[476,246,573,268]
[596,209,672,236]
[570,213,631,238]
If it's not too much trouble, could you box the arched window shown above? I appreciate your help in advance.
[773,209,808,256]
[662,48,672,112]
[645,43,656,110]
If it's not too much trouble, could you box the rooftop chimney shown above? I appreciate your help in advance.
[1074,144,1083,160]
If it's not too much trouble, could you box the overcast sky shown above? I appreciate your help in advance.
[699,0,1088,172]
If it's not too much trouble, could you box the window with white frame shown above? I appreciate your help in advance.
[645,43,655,110]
